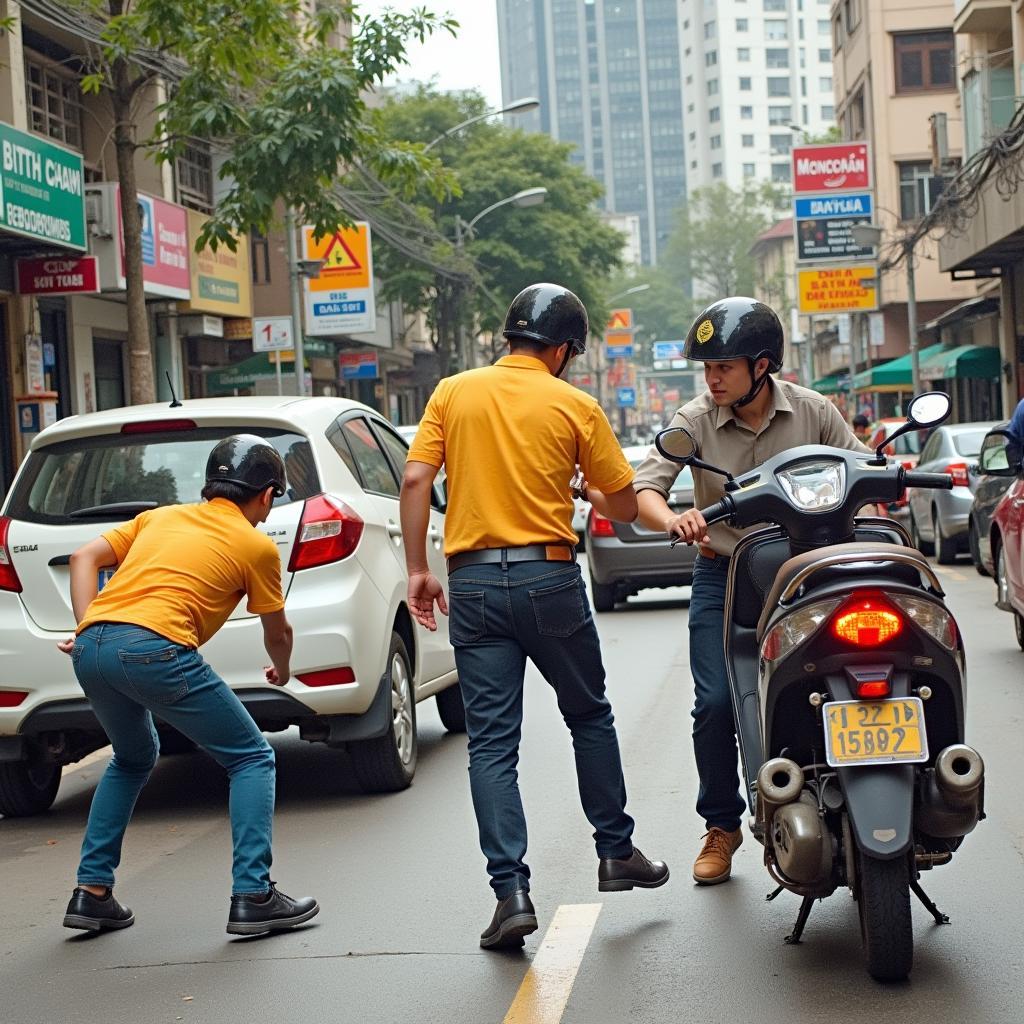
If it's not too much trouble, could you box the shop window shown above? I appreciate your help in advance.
[894,31,955,94]
[93,340,125,412]
[251,231,271,284]
[175,141,214,213]
[24,55,83,149]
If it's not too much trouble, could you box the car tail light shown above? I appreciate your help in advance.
[0,690,28,708]
[288,494,363,571]
[0,517,22,594]
[760,598,841,662]
[944,461,969,488]
[891,594,957,649]
[831,593,903,647]
[120,419,197,434]
[588,509,616,538]
[295,667,356,687]
[852,678,891,699]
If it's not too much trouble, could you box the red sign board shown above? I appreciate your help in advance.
[16,255,99,295]
[792,142,871,194]
[116,188,191,299]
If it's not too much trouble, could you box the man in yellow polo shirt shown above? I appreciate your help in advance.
[56,435,318,937]
[400,283,669,951]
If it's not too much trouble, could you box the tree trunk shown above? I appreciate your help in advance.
[110,54,156,405]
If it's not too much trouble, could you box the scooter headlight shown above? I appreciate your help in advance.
[761,598,842,663]
[776,459,846,511]
[891,594,957,650]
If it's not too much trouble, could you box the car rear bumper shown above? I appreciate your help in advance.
[588,536,697,588]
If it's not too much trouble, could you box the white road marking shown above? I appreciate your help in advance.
[503,903,603,1024]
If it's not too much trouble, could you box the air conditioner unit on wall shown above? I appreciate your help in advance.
[84,183,117,239]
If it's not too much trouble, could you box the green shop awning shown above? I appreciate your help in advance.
[206,353,295,394]
[852,344,945,392]
[812,372,846,394]
[919,344,1000,382]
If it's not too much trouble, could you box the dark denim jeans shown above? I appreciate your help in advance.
[71,623,276,894]
[688,554,746,834]
[449,560,634,898]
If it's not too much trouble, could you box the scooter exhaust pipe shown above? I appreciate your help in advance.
[915,744,985,839]
[757,758,805,807]
[934,744,984,805]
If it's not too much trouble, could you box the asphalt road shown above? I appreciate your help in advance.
[2,553,1023,1024]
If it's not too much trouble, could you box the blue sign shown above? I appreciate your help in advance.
[794,193,873,219]
[653,341,687,361]
[606,343,633,359]
[340,352,379,380]
[137,195,156,266]
[314,300,366,316]
[616,387,636,408]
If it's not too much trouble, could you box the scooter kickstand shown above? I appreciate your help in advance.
[765,885,785,902]
[910,878,950,925]
[784,895,815,945]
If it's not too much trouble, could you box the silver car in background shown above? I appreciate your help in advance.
[906,420,996,563]
[586,445,697,611]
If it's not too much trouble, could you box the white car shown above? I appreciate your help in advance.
[0,396,463,816]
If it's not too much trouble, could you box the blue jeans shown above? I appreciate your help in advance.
[71,623,276,895]
[688,555,746,834]
[449,561,634,898]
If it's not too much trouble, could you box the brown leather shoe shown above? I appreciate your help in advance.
[692,827,743,885]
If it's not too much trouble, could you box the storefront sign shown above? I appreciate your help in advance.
[798,265,878,314]
[792,142,871,194]
[0,121,86,250]
[604,334,633,358]
[253,316,293,352]
[180,210,252,317]
[653,341,686,361]
[303,222,376,335]
[794,192,875,262]
[606,309,633,333]
[16,255,99,295]
[117,189,191,299]
[339,351,379,380]
[616,387,636,407]
[223,318,253,341]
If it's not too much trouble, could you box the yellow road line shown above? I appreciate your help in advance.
[503,903,603,1024]
[63,745,112,776]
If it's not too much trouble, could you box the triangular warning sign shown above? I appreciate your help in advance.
[322,232,362,273]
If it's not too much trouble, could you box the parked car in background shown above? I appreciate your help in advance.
[991,456,1024,649]
[866,417,925,518]
[586,445,697,611]
[906,421,996,563]
[0,397,463,817]
[967,422,1014,576]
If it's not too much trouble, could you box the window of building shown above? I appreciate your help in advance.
[686,74,694,84]
[768,77,791,96]
[764,0,787,9]
[709,106,721,122]
[899,161,944,220]
[691,160,698,169]
[711,135,722,149]
[712,162,723,178]
[772,163,792,182]
[817,19,830,33]
[251,231,271,285]
[765,20,788,40]
[832,15,843,52]
[736,17,749,30]
[819,47,831,62]
[689,130,697,141]
[24,56,84,149]
[707,79,719,95]
[848,86,866,136]
[706,50,718,66]
[738,47,751,61]
[766,48,790,68]
[843,0,861,33]
[704,20,716,38]
[894,31,955,93]
[820,76,833,91]
[768,105,793,124]
[821,104,835,119]
[743,162,757,176]
[770,133,793,155]
[741,105,754,118]
[742,134,755,146]
[740,77,752,90]
[174,141,214,213]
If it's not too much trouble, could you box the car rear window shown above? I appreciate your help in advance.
[6,427,320,525]
[953,429,988,457]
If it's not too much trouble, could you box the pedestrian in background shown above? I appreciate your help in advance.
[852,413,871,443]
[57,435,318,937]
[399,283,669,950]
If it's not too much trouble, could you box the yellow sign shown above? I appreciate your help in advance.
[303,224,372,292]
[606,308,633,333]
[695,319,714,344]
[270,350,295,364]
[180,211,252,317]
[798,265,878,314]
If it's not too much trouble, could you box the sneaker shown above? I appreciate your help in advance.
[63,887,135,932]
[227,882,319,936]
[692,827,743,885]
[598,847,670,892]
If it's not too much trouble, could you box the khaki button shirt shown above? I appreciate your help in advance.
[633,378,869,557]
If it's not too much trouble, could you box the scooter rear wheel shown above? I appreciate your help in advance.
[857,850,913,982]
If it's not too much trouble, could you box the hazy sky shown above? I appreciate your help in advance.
[357,1,503,108]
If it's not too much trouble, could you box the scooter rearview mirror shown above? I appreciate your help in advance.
[655,427,698,463]
[906,391,951,428]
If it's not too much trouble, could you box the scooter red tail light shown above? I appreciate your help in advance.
[831,594,903,647]
[852,679,891,698]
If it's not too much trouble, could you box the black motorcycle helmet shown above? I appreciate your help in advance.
[204,434,287,498]
[683,297,785,407]
[502,283,588,378]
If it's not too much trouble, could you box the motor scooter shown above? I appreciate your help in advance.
[656,392,985,982]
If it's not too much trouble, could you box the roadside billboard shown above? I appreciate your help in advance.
[792,142,871,194]
[797,265,878,314]
[180,210,252,317]
[302,222,376,336]
[794,192,875,262]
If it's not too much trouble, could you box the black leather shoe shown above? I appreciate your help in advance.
[63,887,135,931]
[598,847,670,892]
[227,882,319,936]
[480,890,537,950]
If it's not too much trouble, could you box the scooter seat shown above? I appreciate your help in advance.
[756,542,931,640]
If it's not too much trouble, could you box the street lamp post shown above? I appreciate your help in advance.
[424,96,540,152]
[453,187,548,369]
[284,210,327,396]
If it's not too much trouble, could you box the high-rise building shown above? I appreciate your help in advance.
[496,0,688,265]
[679,0,837,191]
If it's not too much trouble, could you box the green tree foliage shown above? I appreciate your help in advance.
[74,0,456,403]
[366,86,624,373]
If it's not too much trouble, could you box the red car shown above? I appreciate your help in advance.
[991,455,1024,649]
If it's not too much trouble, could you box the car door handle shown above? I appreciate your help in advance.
[386,521,403,540]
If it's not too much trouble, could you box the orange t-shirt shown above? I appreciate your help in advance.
[409,354,634,556]
[77,498,284,648]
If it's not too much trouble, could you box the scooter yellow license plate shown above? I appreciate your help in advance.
[823,697,928,767]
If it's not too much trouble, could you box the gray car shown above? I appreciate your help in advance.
[587,446,697,611]
[907,421,996,563]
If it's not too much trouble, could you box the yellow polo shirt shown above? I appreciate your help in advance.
[409,354,634,556]
[77,498,285,648]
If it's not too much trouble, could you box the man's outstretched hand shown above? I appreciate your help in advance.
[408,571,449,631]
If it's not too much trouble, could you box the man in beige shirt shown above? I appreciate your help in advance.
[631,297,866,886]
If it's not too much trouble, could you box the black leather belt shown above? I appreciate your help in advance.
[447,544,577,573]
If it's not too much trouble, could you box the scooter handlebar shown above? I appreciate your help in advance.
[902,470,954,490]
[667,497,734,548]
